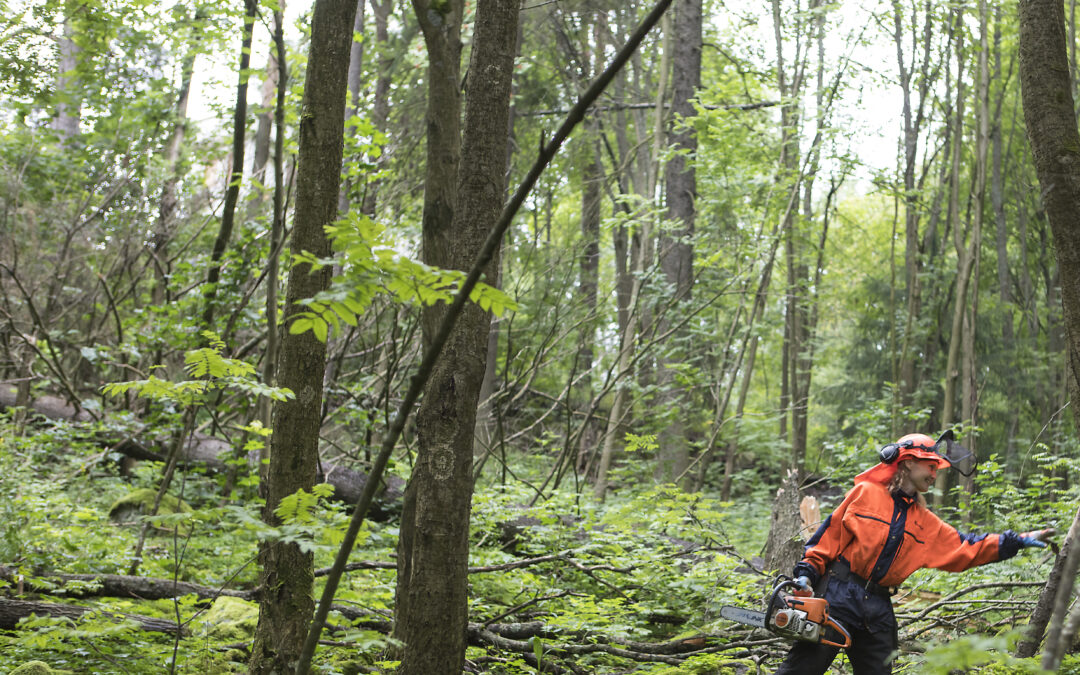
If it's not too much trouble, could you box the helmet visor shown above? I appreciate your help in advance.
[931,430,976,477]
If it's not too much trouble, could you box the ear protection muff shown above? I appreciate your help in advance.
[879,439,912,464]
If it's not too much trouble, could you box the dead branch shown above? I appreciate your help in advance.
[468,552,569,573]
[901,602,1036,641]
[900,580,1044,624]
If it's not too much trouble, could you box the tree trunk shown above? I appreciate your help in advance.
[789,0,830,474]
[772,0,809,469]
[1022,504,1080,665]
[958,1,991,517]
[719,336,757,501]
[654,0,700,485]
[338,0,367,215]
[362,0,395,217]
[247,0,284,226]
[763,468,804,574]
[248,0,359,671]
[476,15,522,466]
[937,6,969,504]
[771,0,801,453]
[150,45,197,308]
[393,0,517,672]
[202,0,258,331]
[634,10,668,403]
[891,0,923,406]
[1016,0,1080,664]
[594,302,638,502]
[596,215,648,499]
[574,141,602,473]
[991,5,1020,466]
[713,230,781,497]
[392,0,463,660]
[53,14,81,140]
[260,6,288,442]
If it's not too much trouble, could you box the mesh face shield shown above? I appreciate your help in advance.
[932,430,976,477]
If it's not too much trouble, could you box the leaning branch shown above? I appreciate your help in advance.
[517,100,780,116]
[294,0,679,671]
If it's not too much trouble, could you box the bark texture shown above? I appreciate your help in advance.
[248,0,359,671]
[393,0,518,672]
[1016,0,1080,663]
[393,0,463,662]
[762,468,804,574]
[151,42,197,307]
[654,0,701,484]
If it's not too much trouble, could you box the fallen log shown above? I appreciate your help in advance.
[0,389,94,422]
[0,386,404,517]
[0,566,255,602]
[0,590,731,668]
[0,597,182,634]
[3,552,587,606]
[106,432,404,513]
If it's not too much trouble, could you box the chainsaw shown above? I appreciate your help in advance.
[720,577,852,648]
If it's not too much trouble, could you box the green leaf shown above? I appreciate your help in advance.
[312,317,328,343]
[331,301,358,327]
[532,636,543,667]
[290,316,313,335]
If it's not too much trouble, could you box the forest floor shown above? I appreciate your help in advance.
[0,413,1073,674]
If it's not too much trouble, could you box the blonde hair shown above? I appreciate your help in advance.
[888,460,927,508]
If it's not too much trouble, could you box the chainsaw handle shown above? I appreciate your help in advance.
[765,579,799,624]
[819,615,852,649]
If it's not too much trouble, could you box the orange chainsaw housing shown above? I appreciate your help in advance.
[766,581,852,649]
[784,592,851,648]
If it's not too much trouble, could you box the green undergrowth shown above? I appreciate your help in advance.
[0,412,1070,673]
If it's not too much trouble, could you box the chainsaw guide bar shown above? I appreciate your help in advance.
[719,605,767,628]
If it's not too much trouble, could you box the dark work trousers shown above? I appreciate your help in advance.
[773,575,898,674]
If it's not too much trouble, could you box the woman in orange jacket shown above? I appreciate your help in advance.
[774,432,1055,674]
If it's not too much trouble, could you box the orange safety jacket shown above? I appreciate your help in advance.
[795,481,1020,588]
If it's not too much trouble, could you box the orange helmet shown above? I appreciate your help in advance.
[855,432,953,486]
[881,433,952,468]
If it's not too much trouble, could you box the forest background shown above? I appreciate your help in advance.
[3,0,1080,672]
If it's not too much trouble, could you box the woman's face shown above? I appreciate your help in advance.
[905,459,938,493]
